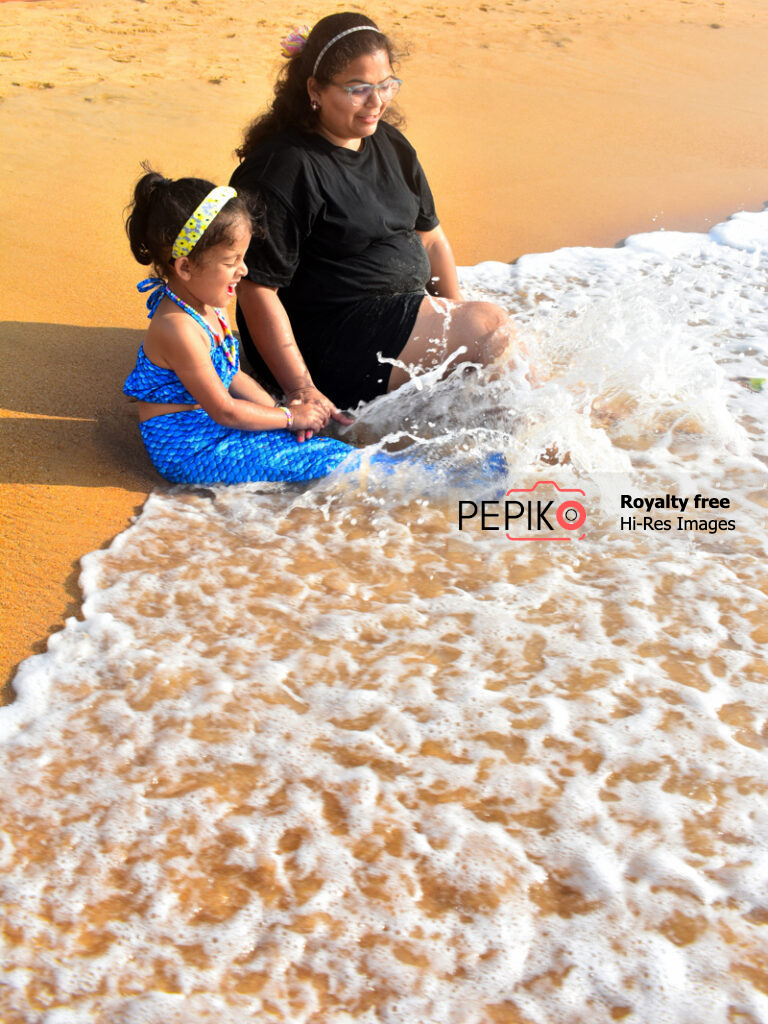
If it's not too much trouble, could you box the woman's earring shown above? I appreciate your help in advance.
[311,100,319,111]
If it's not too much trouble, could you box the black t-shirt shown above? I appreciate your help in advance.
[230,121,440,318]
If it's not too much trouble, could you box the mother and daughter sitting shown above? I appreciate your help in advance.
[124,12,523,486]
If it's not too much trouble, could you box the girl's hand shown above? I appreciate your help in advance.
[287,400,326,440]
[285,386,355,427]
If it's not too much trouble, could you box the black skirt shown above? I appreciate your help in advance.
[237,290,426,410]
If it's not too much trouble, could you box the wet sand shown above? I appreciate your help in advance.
[2,0,767,700]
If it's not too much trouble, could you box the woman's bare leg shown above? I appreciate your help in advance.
[387,296,524,392]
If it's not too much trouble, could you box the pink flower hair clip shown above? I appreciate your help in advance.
[280,24,310,58]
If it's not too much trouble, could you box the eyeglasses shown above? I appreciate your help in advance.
[330,77,402,106]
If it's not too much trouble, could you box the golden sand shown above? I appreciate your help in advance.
[2,0,767,699]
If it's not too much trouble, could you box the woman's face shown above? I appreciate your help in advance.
[308,49,396,151]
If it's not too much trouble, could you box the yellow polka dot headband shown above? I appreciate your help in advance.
[171,186,237,260]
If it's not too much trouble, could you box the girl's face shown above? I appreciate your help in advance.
[309,49,395,151]
[186,216,251,308]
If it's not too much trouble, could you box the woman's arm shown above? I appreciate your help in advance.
[418,225,463,301]
[237,281,353,422]
[228,369,276,406]
[236,281,315,397]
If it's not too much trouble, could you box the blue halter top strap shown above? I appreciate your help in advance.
[137,277,168,319]
[137,277,221,347]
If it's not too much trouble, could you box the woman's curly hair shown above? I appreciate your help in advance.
[236,12,403,161]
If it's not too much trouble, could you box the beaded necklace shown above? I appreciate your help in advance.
[137,277,238,369]
[163,285,239,369]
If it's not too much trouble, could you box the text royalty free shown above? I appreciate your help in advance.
[620,492,734,533]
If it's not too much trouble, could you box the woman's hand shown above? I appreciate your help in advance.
[286,400,327,437]
[285,386,354,441]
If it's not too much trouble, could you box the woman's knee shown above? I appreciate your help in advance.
[455,301,511,362]
[464,300,508,332]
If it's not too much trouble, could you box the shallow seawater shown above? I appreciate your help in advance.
[2,211,768,1024]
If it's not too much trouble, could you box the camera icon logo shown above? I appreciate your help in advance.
[504,480,586,541]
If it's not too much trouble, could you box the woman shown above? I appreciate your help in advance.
[230,12,519,429]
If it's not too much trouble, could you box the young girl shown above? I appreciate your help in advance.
[123,169,355,485]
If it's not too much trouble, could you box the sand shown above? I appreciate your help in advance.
[1,0,767,701]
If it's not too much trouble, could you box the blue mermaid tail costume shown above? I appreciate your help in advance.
[135,408,353,485]
[123,280,354,485]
